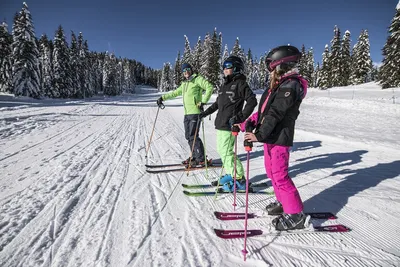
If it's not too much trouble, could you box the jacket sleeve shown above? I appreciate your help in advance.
[203,98,219,117]
[254,81,300,142]
[239,112,259,132]
[237,81,257,122]
[196,75,214,104]
[162,84,183,101]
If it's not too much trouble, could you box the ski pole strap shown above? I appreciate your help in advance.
[158,103,165,109]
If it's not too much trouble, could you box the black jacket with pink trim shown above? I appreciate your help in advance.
[254,74,307,146]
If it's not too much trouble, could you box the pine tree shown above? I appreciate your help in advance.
[304,48,315,85]
[317,45,331,89]
[192,36,203,72]
[222,44,229,63]
[69,31,79,97]
[350,30,372,84]
[182,35,192,65]
[0,21,13,93]
[259,55,269,89]
[341,30,352,86]
[38,34,55,97]
[380,3,400,88]
[330,25,342,87]
[173,51,182,87]
[53,25,71,97]
[159,62,172,92]
[103,52,118,95]
[313,62,320,88]
[11,3,41,98]
[298,44,307,76]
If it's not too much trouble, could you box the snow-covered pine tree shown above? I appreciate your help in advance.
[305,48,315,85]
[0,21,13,93]
[159,62,172,92]
[11,3,41,98]
[380,2,400,89]
[38,34,55,97]
[341,30,352,86]
[103,52,118,95]
[313,62,320,88]
[247,55,260,90]
[317,44,331,89]
[192,37,203,72]
[329,25,342,87]
[53,25,71,97]
[173,51,182,87]
[69,31,80,97]
[222,44,229,63]
[298,44,307,76]
[182,35,192,66]
[259,55,268,89]
[350,30,372,84]
[210,28,222,89]
[115,59,123,95]
[199,33,213,83]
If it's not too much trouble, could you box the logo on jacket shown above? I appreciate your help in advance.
[284,92,291,97]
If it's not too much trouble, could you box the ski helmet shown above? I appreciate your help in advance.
[265,45,301,72]
[181,63,192,72]
[223,56,244,73]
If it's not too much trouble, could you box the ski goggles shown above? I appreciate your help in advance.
[223,61,234,70]
[182,68,191,73]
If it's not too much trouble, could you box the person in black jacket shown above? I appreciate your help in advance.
[200,56,257,190]
[241,45,309,231]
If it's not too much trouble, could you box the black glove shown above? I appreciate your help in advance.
[156,96,163,106]
[245,119,256,132]
[228,116,237,127]
[198,103,205,112]
[199,111,206,119]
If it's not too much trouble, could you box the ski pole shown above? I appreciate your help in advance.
[186,116,202,176]
[242,125,253,261]
[231,125,240,210]
[201,119,209,179]
[145,103,164,164]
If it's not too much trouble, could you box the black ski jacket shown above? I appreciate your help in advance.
[203,74,257,131]
[254,74,307,146]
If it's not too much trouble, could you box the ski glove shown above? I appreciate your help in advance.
[229,114,243,127]
[156,97,163,106]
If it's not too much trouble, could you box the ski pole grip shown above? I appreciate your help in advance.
[244,139,253,151]
[231,125,240,136]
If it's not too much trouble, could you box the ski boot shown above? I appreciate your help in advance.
[211,174,233,186]
[221,178,247,192]
[272,212,309,231]
[266,201,283,215]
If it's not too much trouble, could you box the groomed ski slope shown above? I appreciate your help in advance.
[0,83,399,267]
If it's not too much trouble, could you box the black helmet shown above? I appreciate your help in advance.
[265,45,301,72]
[223,56,244,73]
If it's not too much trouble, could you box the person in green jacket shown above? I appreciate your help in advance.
[156,63,213,166]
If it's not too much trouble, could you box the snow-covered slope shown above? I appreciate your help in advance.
[0,83,399,266]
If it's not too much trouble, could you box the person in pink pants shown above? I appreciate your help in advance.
[241,45,308,231]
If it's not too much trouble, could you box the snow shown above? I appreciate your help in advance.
[1,83,400,266]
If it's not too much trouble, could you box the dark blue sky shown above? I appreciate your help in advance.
[1,0,398,69]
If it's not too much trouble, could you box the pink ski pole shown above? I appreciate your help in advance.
[231,125,240,210]
[242,126,253,261]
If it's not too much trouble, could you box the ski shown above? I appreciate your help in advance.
[145,159,222,169]
[183,188,274,197]
[181,182,268,189]
[214,224,351,239]
[146,164,222,174]
[214,211,337,221]
[145,163,184,168]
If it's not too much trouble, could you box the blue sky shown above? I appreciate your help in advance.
[1,0,398,69]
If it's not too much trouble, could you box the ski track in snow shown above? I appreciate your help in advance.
[1,85,400,267]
